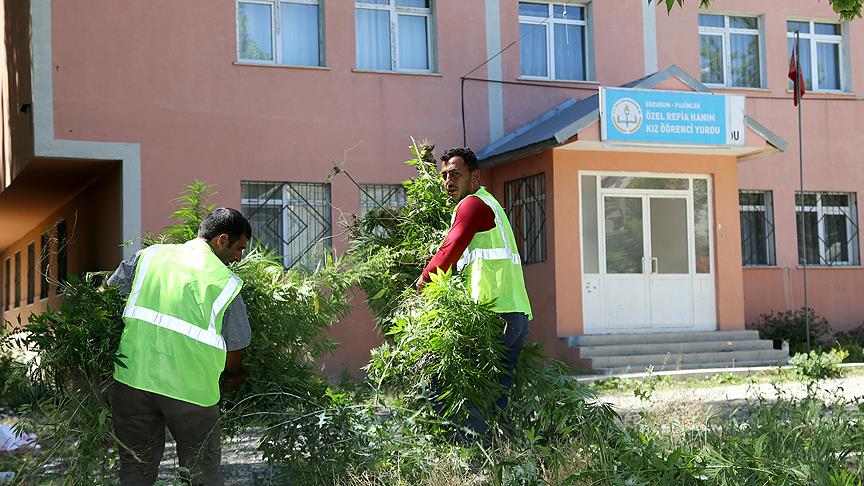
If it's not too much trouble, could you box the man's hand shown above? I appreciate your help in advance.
[415,275,426,292]
[223,350,247,390]
[223,370,247,390]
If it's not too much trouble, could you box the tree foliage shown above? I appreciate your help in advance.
[652,0,862,20]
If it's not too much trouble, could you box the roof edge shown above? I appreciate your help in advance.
[745,116,788,152]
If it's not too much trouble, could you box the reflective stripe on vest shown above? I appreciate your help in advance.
[456,193,522,271]
[122,245,240,352]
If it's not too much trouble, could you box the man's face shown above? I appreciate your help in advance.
[211,234,249,265]
[441,156,478,202]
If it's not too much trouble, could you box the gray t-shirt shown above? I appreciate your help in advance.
[108,250,252,351]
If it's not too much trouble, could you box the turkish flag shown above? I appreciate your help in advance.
[788,45,805,106]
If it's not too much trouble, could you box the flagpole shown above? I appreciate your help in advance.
[796,30,811,354]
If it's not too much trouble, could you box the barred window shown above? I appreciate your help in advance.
[739,190,776,266]
[796,192,860,266]
[505,173,547,264]
[241,181,332,269]
[359,183,407,218]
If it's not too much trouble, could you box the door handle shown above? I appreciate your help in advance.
[651,257,658,274]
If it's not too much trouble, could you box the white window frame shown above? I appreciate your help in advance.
[236,0,323,67]
[355,0,435,73]
[739,190,776,266]
[698,13,763,88]
[787,19,845,92]
[796,192,859,266]
[518,1,591,82]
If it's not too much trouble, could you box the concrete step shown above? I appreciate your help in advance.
[588,349,789,370]
[579,339,774,358]
[570,330,761,347]
[594,358,791,376]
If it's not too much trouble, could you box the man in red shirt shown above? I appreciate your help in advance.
[416,147,532,438]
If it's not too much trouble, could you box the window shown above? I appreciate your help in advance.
[56,219,67,293]
[26,243,35,305]
[3,258,9,311]
[796,192,859,266]
[787,20,844,91]
[739,191,776,266]
[519,2,589,81]
[237,0,323,66]
[14,252,20,309]
[359,184,407,218]
[241,181,332,269]
[355,0,434,72]
[40,231,50,299]
[698,14,762,88]
[505,174,547,264]
[359,184,407,237]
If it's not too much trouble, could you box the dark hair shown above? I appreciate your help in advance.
[441,147,479,172]
[198,208,252,245]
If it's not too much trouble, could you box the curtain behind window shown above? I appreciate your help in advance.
[356,8,391,70]
[281,2,319,66]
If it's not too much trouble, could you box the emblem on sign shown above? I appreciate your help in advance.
[610,98,643,135]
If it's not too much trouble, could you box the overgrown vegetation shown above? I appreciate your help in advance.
[3,143,864,485]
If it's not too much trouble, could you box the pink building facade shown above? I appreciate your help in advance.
[1,0,862,372]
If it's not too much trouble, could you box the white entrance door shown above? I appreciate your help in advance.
[600,194,694,329]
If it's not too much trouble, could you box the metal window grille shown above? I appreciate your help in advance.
[505,173,547,264]
[796,192,860,266]
[739,190,776,266]
[360,184,407,237]
[40,231,50,299]
[359,184,407,218]
[241,181,332,269]
[14,252,20,308]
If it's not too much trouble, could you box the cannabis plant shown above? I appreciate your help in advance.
[2,274,126,483]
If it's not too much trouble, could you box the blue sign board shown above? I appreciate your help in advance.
[600,87,746,146]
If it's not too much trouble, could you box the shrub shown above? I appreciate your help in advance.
[747,307,831,354]
[790,349,848,380]
[834,324,864,363]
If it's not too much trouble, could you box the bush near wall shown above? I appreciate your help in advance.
[747,307,831,355]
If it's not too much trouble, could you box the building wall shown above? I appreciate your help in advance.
[654,0,864,332]
[1,0,34,192]
[14,0,861,369]
[1,167,122,327]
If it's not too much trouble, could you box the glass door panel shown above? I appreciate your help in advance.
[604,196,644,274]
[649,197,690,274]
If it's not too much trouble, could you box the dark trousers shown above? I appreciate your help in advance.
[112,381,224,486]
[436,312,530,439]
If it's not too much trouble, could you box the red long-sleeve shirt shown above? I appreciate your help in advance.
[422,195,495,281]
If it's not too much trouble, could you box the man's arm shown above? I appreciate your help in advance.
[418,196,495,288]
[221,294,252,389]
[106,251,143,295]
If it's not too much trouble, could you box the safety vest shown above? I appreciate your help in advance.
[454,187,533,320]
[113,239,243,407]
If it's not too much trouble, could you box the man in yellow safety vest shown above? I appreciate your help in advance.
[108,208,252,485]
[417,147,533,437]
